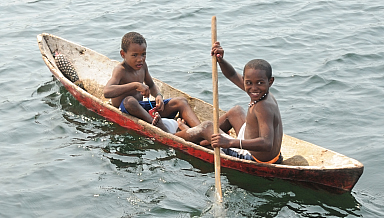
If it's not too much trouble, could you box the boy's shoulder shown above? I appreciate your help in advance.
[113,62,125,72]
[252,95,279,115]
[113,62,137,75]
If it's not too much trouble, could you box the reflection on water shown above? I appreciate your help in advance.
[223,170,361,217]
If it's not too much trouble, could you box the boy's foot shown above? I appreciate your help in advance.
[200,140,210,146]
[198,121,214,147]
[152,112,161,125]
[177,118,189,131]
[152,112,170,132]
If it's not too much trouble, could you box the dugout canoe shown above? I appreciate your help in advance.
[37,33,363,193]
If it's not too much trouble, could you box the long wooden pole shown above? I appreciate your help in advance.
[211,16,223,202]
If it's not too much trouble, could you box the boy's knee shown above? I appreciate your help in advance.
[173,97,189,107]
[230,105,244,114]
[123,96,138,109]
[201,120,213,129]
[233,105,243,111]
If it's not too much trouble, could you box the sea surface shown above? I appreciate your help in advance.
[1,0,383,217]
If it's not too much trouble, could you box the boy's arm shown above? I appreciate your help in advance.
[144,73,160,98]
[211,104,275,152]
[241,106,275,152]
[211,42,244,91]
[143,65,164,111]
[218,59,244,91]
[103,67,148,98]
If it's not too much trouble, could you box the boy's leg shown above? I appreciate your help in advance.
[192,105,246,147]
[175,120,214,145]
[218,105,246,135]
[160,97,200,127]
[122,96,169,132]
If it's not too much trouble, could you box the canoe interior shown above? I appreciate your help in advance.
[38,33,363,192]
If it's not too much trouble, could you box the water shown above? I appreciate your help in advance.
[1,0,383,217]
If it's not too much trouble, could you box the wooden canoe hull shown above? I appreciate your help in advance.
[37,33,363,193]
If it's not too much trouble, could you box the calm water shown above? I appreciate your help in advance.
[1,0,383,217]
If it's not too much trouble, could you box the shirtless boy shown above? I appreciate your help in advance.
[176,42,283,164]
[103,32,200,132]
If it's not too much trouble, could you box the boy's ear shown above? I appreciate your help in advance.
[269,77,275,87]
[120,49,125,59]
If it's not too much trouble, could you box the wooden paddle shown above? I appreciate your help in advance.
[211,16,223,202]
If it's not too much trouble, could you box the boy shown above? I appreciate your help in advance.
[177,42,283,164]
[211,41,283,164]
[103,32,200,132]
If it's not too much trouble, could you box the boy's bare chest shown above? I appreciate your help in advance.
[121,70,145,84]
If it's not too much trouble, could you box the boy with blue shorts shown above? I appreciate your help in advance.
[104,32,200,132]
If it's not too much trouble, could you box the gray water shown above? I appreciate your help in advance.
[1,0,383,217]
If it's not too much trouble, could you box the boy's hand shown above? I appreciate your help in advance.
[211,133,231,148]
[155,94,164,112]
[137,83,150,98]
[211,41,224,62]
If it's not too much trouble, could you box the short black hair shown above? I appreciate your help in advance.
[243,59,272,79]
[121,32,147,52]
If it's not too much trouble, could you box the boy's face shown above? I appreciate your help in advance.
[243,68,274,101]
[120,43,147,70]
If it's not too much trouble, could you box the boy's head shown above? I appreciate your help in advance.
[243,59,274,101]
[243,59,272,79]
[120,32,147,70]
[121,32,147,52]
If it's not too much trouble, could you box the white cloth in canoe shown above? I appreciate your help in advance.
[161,118,178,134]
[220,123,252,156]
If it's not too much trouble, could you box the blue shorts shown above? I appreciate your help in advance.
[119,98,178,119]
